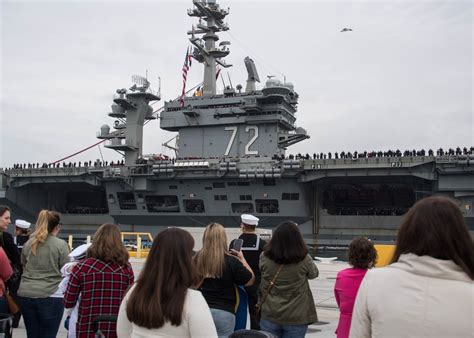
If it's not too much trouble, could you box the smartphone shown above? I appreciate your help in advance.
[232,239,244,252]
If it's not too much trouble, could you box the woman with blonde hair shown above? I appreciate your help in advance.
[64,223,134,337]
[117,227,217,337]
[194,223,254,337]
[18,210,70,338]
[350,196,474,337]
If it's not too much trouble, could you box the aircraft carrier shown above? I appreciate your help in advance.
[1,0,473,246]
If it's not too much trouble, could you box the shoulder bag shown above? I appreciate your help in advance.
[255,264,283,322]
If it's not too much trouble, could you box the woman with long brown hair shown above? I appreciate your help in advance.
[18,210,70,338]
[64,223,134,338]
[350,196,474,337]
[259,221,318,338]
[194,223,254,337]
[117,227,217,337]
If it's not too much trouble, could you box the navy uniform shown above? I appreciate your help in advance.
[230,214,267,330]
[14,219,31,254]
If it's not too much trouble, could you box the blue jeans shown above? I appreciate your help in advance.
[19,297,64,338]
[260,318,308,338]
[210,308,235,338]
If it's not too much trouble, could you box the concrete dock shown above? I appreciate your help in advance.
[11,258,347,337]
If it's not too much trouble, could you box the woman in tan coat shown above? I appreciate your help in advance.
[350,196,474,337]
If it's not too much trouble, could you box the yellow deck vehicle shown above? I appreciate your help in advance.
[121,232,154,258]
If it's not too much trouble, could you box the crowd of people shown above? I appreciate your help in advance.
[0,195,473,338]
[7,160,125,171]
[278,145,474,161]
[4,146,473,172]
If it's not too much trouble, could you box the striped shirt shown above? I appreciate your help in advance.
[63,257,134,338]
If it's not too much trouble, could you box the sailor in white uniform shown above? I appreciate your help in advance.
[14,219,31,253]
[230,214,267,330]
[58,243,91,338]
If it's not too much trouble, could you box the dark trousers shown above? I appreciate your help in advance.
[245,278,261,330]
[0,296,8,313]
[9,279,22,327]
[19,297,64,338]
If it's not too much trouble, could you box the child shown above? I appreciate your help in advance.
[59,243,91,338]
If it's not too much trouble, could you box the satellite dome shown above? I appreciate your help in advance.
[285,82,294,91]
[296,127,307,135]
[265,78,281,88]
[100,124,110,136]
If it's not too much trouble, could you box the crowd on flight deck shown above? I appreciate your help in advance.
[0,195,473,338]
[4,145,474,172]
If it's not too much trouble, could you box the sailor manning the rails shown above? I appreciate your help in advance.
[230,214,267,330]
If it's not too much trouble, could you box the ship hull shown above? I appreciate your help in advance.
[2,155,473,247]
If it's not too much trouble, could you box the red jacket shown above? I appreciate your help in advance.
[0,247,13,297]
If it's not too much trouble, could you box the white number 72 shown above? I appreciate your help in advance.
[224,126,259,156]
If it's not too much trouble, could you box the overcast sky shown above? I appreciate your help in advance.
[1,0,472,168]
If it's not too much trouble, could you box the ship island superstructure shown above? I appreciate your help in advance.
[1,0,473,246]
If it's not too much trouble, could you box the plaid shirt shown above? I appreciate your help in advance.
[63,257,134,338]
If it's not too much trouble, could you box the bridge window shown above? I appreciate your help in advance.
[117,192,137,210]
[169,185,178,189]
[232,203,254,213]
[214,195,228,201]
[240,195,252,201]
[282,193,299,200]
[256,199,279,213]
[213,182,225,188]
[184,199,205,213]
[145,195,179,213]
[237,181,250,186]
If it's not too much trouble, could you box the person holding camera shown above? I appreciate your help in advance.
[194,222,254,337]
[230,214,267,330]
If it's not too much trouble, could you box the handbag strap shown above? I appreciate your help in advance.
[257,264,283,308]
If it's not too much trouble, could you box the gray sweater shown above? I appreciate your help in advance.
[18,235,70,298]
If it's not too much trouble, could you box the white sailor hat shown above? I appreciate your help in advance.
[241,214,259,226]
[69,243,92,261]
[15,219,31,229]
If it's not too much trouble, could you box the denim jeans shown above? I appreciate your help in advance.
[210,308,236,338]
[19,296,64,338]
[260,318,308,338]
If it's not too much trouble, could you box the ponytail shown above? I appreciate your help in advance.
[30,210,61,255]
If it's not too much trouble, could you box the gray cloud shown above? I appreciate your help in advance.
[1,0,472,167]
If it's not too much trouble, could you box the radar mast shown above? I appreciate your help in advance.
[187,0,231,96]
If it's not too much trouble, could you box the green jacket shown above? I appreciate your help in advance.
[259,254,318,325]
[18,235,70,298]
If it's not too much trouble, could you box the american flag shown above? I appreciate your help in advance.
[180,47,193,107]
